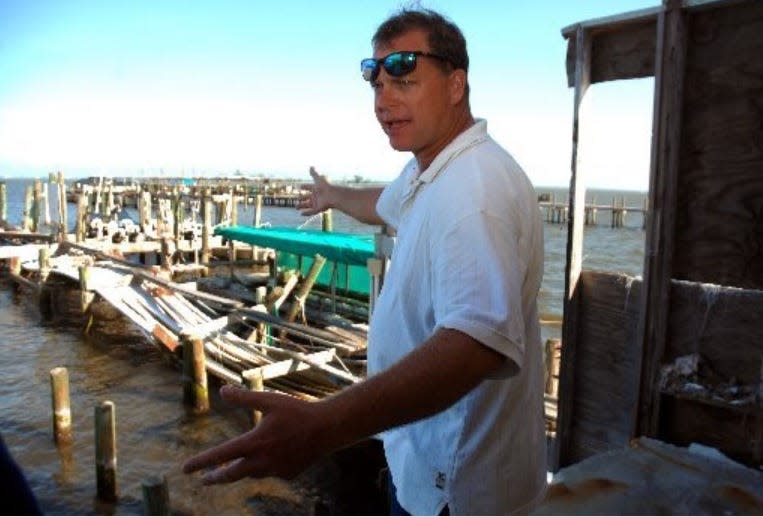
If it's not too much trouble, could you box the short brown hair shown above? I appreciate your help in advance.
[372,8,469,76]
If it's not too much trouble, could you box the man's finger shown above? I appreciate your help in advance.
[181,430,255,475]
[219,385,290,414]
[200,457,260,485]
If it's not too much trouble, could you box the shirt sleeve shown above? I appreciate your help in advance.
[430,209,527,378]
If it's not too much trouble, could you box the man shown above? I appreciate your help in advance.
[183,8,547,515]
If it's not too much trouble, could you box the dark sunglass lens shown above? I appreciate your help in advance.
[360,59,378,81]
[384,52,417,77]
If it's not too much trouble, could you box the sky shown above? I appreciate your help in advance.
[0,0,659,190]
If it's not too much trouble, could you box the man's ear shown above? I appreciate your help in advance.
[449,69,467,104]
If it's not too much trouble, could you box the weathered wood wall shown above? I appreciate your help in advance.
[562,271,642,465]
[673,0,763,290]
[558,0,763,470]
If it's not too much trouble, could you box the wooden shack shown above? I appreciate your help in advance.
[556,0,762,470]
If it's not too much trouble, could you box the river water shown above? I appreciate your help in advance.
[0,178,646,514]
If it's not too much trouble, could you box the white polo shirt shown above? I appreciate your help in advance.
[368,119,547,515]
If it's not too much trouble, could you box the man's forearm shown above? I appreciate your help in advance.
[329,185,385,226]
[315,328,505,452]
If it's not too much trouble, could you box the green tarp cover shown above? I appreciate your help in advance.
[215,226,375,266]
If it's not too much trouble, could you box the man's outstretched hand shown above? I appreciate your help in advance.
[297,166,334,217]
[182,385,332,484]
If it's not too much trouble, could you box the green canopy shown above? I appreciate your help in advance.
[215,226,375,266]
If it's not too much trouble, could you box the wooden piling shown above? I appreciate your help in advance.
[284,254,327,325]
[23,184,33,231]
[182,333,209,413]
[79,265,94,313]
[42,181,51,226]
[140,190,153,235]
[243,368,264,425]
[76,193,88,243]
[9,256,20,277]
[545,338,561,397]
[95,400,118,502]
[50,367,73,446]
[322,209,333,232]
[230,190,238,226]
[38,246,51,281]
[57,171,67,240]
[32,179,42,233]
[0,181,6,221]
[142,475,170,516]
[201,189,211,264]
[253,193,263,227]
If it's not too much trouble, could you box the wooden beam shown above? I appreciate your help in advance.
[636,0,688,438]
[556,24,592,470]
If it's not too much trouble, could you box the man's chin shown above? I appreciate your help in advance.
[387,138,412,153]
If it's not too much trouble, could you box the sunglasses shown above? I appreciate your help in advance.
[360,51,450,82]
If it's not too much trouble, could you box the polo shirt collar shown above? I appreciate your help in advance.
[401,118,489,202]
[418,118,488,183]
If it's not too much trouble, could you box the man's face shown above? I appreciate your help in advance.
[371,29,463,169]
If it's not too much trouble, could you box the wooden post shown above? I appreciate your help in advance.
[95,400,118,502]
[50,367,73,446]
[556,24,591,470]
[79,265,94,314]
[201,189,211,264]
[42,181,51,226]
[9,256,20,277]
[57,171,67,241]
[142,475,170,516]
[160,237,174,270]
[0,181,6,222]
[182,333,209,413]
[76,193,88,243]
[243,368,264,426]
[230,189,238,226]
[544,338,561,397]
[140,191,153,236]
[173,189,182,246]
[228,239,236,282]
[322,209,333,232]
[32,179,42,233]
[39,246,51,281]
[642,197,648,230]
[253,193,263,227]
[284,254,326,325]
[636,0,688,438]
[22,184,33,231]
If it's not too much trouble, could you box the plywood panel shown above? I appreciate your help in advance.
[673,0,763,289]
[566,271,642,464]
[666,280,763,384]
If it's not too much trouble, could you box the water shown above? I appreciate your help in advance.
[0,178,645,514]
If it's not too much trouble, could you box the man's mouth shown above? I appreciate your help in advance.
[383,119,410,133]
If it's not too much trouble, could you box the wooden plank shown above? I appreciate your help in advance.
[564,271,643,464]
[0,231,55,242]
[564,19,656,87]
[671,0,763,290]
[666,280,763,384]
[636,0,688,438]
[659,393,762,467]
[152,323,179,352]
[244,349,336,381]
[93,287,156,332]
[0,243,55,260]
[556,24,592,470]
[180,315,229,339]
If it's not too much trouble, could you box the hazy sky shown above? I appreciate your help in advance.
[0,0,658,189]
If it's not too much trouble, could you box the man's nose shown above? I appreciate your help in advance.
[374,73,398,113]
